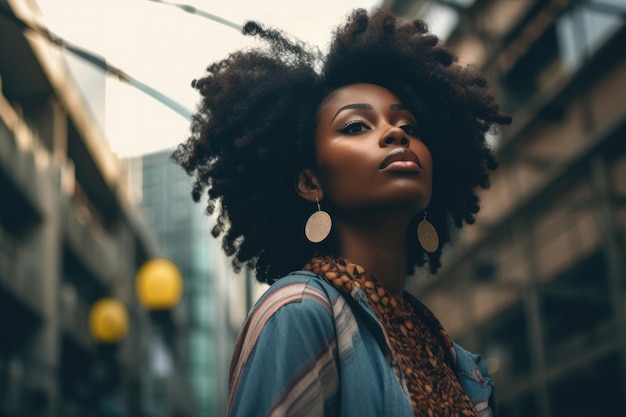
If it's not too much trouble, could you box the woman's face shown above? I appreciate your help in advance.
[314,83,433,217]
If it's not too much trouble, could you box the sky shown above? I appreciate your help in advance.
[35,0,382,157]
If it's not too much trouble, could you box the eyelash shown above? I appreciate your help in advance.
[338,120,419,136]
[401,124,418,136]
[338,120,371,135]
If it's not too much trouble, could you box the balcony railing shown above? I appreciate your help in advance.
[0,225,43,315]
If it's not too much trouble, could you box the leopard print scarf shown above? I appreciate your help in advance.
[304,255,479,417]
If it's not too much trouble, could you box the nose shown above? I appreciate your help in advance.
[380,125,409,147]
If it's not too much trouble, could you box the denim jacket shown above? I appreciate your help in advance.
[227,271,497,417]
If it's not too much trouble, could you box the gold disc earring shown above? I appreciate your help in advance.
[417,211,439,253]
[305,196,332,243]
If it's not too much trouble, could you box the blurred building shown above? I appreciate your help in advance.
[122,150,250,417]
[0,0,197,416]
[382,0,626,415]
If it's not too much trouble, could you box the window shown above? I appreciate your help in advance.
[556,0,624,71]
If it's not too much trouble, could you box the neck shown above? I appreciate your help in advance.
[333,212,413,299]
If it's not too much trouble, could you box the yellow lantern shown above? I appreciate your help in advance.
[135,258,183,310]
[89,298,129,343]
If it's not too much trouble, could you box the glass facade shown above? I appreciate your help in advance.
[137,150,236,416]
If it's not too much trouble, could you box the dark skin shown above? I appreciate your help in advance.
[297,83,433,298]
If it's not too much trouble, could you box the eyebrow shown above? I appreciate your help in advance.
[330,104,372,125]
[329,103,408,125]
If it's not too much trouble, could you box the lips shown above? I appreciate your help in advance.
[379,148,422,170]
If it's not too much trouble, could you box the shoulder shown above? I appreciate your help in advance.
[231,271,341,367]
[237,271,345,345]
[252,270,341,317]
[228,272,344,416]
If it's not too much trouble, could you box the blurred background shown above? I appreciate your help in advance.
[0,0,624,416]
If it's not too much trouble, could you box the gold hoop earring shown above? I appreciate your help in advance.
[305,196,332,243]
[417,211,439,253]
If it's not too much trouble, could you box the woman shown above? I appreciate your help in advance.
[173,8,511,417]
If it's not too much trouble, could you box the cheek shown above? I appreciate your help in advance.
[315,144,373,195]
[316,149,359,187]
[411,142,434,201]
[314,142,340,191]
[416,143,433,178]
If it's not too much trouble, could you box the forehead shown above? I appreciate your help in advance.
[318,83,402,115]
[322,83,401,105]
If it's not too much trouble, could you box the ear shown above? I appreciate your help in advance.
[295,169,323,203]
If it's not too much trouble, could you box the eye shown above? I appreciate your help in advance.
[338,120,371,135]
[400,124,418,136]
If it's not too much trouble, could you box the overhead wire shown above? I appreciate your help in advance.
[0,2,242,119]
[146,0,243,31]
